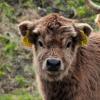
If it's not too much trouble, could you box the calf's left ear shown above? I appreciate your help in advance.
[74,23,93,46]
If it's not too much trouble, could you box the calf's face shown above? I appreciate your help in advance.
[18,14,92,81]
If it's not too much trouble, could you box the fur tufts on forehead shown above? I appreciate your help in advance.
[36,13,77,35]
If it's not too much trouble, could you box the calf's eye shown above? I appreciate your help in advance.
[66,40,72,48]
[38,39,44,47]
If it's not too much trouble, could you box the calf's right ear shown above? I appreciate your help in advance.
[18,21,35,48]
[18,21,33,36]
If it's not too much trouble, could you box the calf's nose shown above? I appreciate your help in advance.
[46,58,61,72]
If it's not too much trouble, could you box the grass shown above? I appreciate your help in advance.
[0,34,42,100]
[0,94,42,100]
[0,89,42,100]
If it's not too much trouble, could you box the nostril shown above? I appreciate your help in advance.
[46,59,61,71]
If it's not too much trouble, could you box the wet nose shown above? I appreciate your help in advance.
[46,58,61,72]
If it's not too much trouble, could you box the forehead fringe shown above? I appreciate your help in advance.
[34,13,77,36]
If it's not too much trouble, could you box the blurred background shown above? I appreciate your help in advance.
[0,0,99,100]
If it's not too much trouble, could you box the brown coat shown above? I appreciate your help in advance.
[19,13,100,100]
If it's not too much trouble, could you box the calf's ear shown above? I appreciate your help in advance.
[18,21,37,48]
[18,21,33,36]
[74,23,93,46]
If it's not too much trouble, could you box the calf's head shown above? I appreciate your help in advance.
[18,14,93,81]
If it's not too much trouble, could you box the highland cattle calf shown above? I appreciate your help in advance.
[18,13,100,100]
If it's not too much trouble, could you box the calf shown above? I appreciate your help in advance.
[18,13,100,100]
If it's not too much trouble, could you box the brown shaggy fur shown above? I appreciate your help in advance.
[39,33,100,100]
[19,13,100,100]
